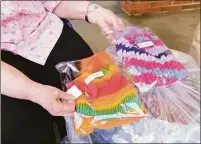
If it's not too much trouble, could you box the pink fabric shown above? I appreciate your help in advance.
[126,59,185,70]
[1,1,63,65]
[133,73,178,86]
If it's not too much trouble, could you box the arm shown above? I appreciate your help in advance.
[1,61,75,116]
[52,1,124,32]
[53,1,91,21]
[1,61,39,100]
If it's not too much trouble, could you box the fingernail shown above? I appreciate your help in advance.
[68,100,74,103]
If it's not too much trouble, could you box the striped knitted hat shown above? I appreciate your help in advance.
[60,51,148,136]
[115,26,188,93]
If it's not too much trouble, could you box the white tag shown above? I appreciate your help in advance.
[125,102,145,115]
[85,71,104,84]
[67,63,79,73]
[66,85,82,99]
[74,112,83,129]
[137,41,154,48]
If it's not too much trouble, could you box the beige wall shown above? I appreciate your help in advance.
[189,23,200,66]
[89,1,122,13]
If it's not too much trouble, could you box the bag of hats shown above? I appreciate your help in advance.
[107,26,200,124]
[56,50,148,143]
[92,26,200,143]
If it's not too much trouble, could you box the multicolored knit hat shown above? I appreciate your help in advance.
[110,26,200,125]
[115,26,188,93]
[61,51,148,136]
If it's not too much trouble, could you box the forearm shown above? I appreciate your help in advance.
[53,1,91,20]
[1,61,43,100]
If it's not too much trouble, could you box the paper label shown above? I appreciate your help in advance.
[74,112,83,129]
[67,63,79,73]
[85,71,104,84]
[66,85,82,99]
[137,41,154,48]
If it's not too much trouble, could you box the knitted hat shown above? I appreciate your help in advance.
[115,27,188,93]
[61,51,148,136]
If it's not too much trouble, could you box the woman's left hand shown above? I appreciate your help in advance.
[87,3,124,33]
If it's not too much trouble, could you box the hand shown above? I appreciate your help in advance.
[29,83,75,117]
[87,4,124,33]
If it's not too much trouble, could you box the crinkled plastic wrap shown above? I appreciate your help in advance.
[56,51,148,142]
[90,26,200,143]
[92,116,200,143]
[104,26,200,125]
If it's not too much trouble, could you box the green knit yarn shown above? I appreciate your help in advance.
[76,94,140,116]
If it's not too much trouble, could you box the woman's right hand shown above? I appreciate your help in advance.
[29,83,75,117]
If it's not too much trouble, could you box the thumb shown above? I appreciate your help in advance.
[58,90,75,101]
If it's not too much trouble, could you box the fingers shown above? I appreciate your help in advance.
[35,86,76,117]
[57,99,75,113]
[50,100,75,116]
[55,112,74,117]
[111,16,124,31]
[102,27,113,34]
[105,33,117,44]
[99,16,124,40]
[111,17,121,31]
[98,20,111,33]
[99,17,123,44]
[117,18,124,29]
[58,90,75,101]
[53,90,75,116]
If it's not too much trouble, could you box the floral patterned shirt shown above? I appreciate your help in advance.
[1,1,63,65]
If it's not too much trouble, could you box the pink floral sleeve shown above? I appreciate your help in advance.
[42,1,61,12]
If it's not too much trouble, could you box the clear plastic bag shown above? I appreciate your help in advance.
[56,51,148,141]
[93,116,200,143]
[93,44,200,143]
[103,26,200,125]
[60,117,93,143]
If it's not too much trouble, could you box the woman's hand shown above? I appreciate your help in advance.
[1,61,75,117]
[29,83,75,117]
[87,4,124,33]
